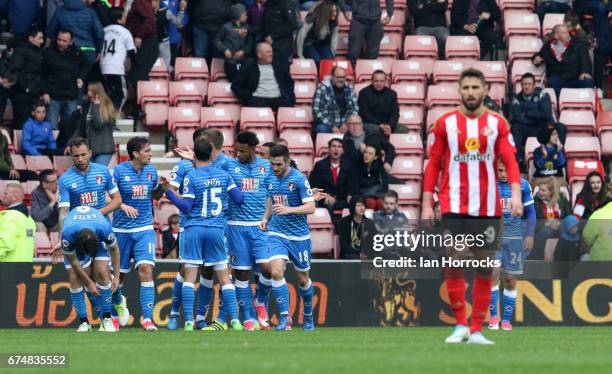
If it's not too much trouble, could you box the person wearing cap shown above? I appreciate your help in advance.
[531,123,567,188]
[213,3,253,83]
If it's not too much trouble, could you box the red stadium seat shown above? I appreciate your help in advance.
[488,83,507,107]
[10,154,26,169]
[544,87,558,114]
[335,32,349,57]
[599,131,612,156]
[567,159,605,185]
[294,82,317,105]
[210,58,227,81]
[149,58,170,80]
[542,13,564,36]
[319,59,354,82]
[403,35,438,60]
[379,33,402,58]
[398,107,424,132]
[207,82,239,105]
[426,85,461,109]
[337,10,350,32]
[12,129,21,153]
[390,155,423,181]
[315,133,343,156]
[251,129,276,145]
[426,107,451,132]
[169,80,206,108]
[280,129,314,154]
[290,59,318,81]
[525,137,539,161]
[383,9,406,33]
[137,80,169,128]
[499,0,535,12]
[353,82,369,96]
[559,110,596,137]
[310,229,334,257]
[277,107,313,131]
[53,156,73,175]
[472,61,508,84]
[201,107,235,129]
[292,154,314,175]
[504,12,541,38]
[174,57,209,80]
[168,107,200,131]
[389,133,423,156]
[511,59,546,92]
[391,82,426,107]
[35,232,52,257]
[308,208,334,230]
[391,60,427,84]
[50,232,60,247]
[389,182,421,206]
[559,88,595,111]
[355,59,393,83]
[1,128,11,150]
[240,107,275,130]
[26,156,53,172]
[445,36,480,60]
[26,180,39,194]
[215,103,241,124]
[596,110,612,134]
[564,137,601,159]
[508,36,543,64]
[433,60,473,85]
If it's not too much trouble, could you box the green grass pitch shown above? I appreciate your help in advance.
[1,327,611,373]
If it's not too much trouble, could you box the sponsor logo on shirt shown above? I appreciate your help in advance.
[132,185,148,199]
[465,137,480,152]
[79,192,98,206]
[241,178,260,192]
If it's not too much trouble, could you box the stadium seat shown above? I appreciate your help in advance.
[508,36,543,64]
[559,110,596,137]
[544,87,558,114]
[511,59,546,91]
[403,35,438,60]
[383,9,406,34]
[567,159,605,185]
[12,129,21,153]
[599,131,612,156]
[433,60,473,85]
[596,110,612,135]
[378,33,402,58]
[319,59,354,82]
[398,107,424,132]
[168,107,200,131]
[292,154,314,175]
[207,82,239,105]
[315,133,344,156]
[35,232,52,257]
[137,80,169,128]
[426,107,451,132]
[26,180,39,195]
[472,61,508,85]
[445,36,480,60]
[310,229,334,257]
[542,13,564,36]
[525,137,539,161]
[240,107,275,130]
[10,154,26,170]
[49,232,59,247]
[391,82,426,107]
[201,107,235,129]
[426,85,461,109]
[391,60,427,84]
[169,80,207,109]
[154,205,179,230]
[504,12,541,38]
[355,59,393,83]
[215,103,241,124]
[564,137,601,160]
[335,32,349,57]
[308,208,334,230]
[251,129,275,145]
[389,134,423,156]
[149,58,170,80]
[277,107,313,131]
[400,205,421,220]
[337,10,350,32]
[174,57,209,80]
[1,128,11,151]
[559,88,595,111]
[209,58,227,81]
[389,155,423,180]
[499,0,535,12]
[488,83,507,107]
[26,156,53,173]
[294,82,317,105]
[53,156,73,175]
[279,129,314,154]
[353,82,369,96]
[389,182,422,206]
[290,59,318,81]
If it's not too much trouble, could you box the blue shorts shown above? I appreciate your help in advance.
[63,244,110,269]
[496,238,524,275]
[267,234,312,272]
[115,230,156,273]
[227,224,269,270]
[180,226,228,266]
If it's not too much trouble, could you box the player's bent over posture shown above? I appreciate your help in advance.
[489,160,535,331]
[421,69,523,345]
[61,206,121,332]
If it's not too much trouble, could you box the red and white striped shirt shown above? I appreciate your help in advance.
[424,109,520,217]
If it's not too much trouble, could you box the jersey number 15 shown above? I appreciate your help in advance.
[201,187,223,217]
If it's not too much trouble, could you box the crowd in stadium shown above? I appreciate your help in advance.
[0,0,611,263]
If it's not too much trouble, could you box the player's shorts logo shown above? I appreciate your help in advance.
[465,137,480,152]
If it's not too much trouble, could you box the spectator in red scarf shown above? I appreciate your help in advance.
[573,171,608,220]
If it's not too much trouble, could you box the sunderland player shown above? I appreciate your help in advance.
[421,69,523,345]
[61,206,121,332]
[489,159,535,331]
[261,144,316,331]
[111,137,164,331]
[52,137,122,331]
[162,140,244,331]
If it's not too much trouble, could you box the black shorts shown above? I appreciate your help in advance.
[440,214,502,253]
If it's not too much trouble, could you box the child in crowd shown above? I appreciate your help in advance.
[22,101,57,157]
[532,123,566,188]
[213,4,252,82]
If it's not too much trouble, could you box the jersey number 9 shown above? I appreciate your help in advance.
[201,187,223,217]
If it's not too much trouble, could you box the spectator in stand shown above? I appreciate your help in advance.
[533,24,594,98]
[166,0,189,67]
[532,177,572,259]
[582,184,612,260]
[338,0,392,64]
[0,183,35,262]
[188,0,232,60]
[532,123,567,188]
[510,73,557,170]
[68,82,117,165]
[101,7,136,113]
[554,214,582,261]
[259,141,275,159]
[358,70,401,135]
[152,0,186,73]
[593,6,612,93]
[573,171,607,220]
[89,0,113,28]
[22,101,57,157]
[127,0,158,85]
[0,129,38,181]
[313,66,359,134]
[258,0,299,63]
[0,71,17,125]
[372,190,409,232]
[6,0,41,36]
[214,4,253,83]
[342,114,395,172]
[231,43,295,111]
[0,37,18,81]
[338,194,375,259]
[562,12,588,46]
[9,27,45,130]
[483,83,501,114]
[309,138,356,213]
[356,144,388,210]
[408,0,449,58]
[536,0,572,22]
[42,29,88,130]
[45,0,64,29]
[296,0,339,68]
[450,0,501,60]
[46,0,105,69]
[162,213,180,258]
[247,0,266,28]
[30,169,60,233]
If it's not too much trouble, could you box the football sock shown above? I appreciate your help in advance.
[235,280,254,321]
[216,286,228,323]
[445,267,467,326]
[256,275,271,307]
[271,278,290,315]
[70,287,88,321]
[300,279,313,316]
[490,284,499,318]
[171,273,183,316]
[112,285,123,305]
[221,284,239,321]
[502,288,517,322]
[98,282,113,318]
[196,278,213,321]
[140,281,155,321]
[85,287,101,318]
[181,282,195,323]
[470,273,493,333]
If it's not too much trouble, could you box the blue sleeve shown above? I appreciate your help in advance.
[228,185,244,204]
[21,122,40,156]
[105,168,118,194]
[100,224,117,247]
[182,171,195,198]
[61,231,76,255]
[554,149,566,167]
[533,147,546,169]
[58,177,70,208]
[298,175,314,203]
[522,180,534,206]
[169,162,187,188]
[524,203,536,237]
[165,189,194,214]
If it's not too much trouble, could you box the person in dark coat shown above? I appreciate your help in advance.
[355,144,389,211]
[231,42,295,111]
[6,0,42,36]
[450,0,501,60]
[256,0,299,63]
[408,0,449,58]
[342,114,396,169]
[214,3,253,83]
[188,0,233,60]
[337,194,376,259]
[161,213,180,258]
[357,70,401,135]
[126,0,158,84]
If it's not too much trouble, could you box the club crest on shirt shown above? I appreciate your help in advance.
[260,166,266,174]
[96,176,103,185]
[481,126,494,137]
[147,173,152,181]
[288,182,297,191]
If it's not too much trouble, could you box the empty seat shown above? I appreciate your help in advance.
[251,129,276,145]
[391,60,427,84]
[137,80,169,127]
[335,32,349,57]
[383,9,406,33]
[564,137,601,159]
[10,154,26,170]
[308,208,334,230]
[433,60,473,85]
[319,59,354,81]
[355,59,393,83]
[511,59,546,91]
[292,154,314,175]
[279,129,314,154]
[389,182,421,206]
[542,13,564,36]
[391,82,426,107]
[168,107,200,131]
[26,156,53,172]
[544,87,558,113]
[426,107,451,132]
[472,61,508,84]
[315,133,344,156]
[599,131,612,157]
[174,57,209,80]
[445,36,480,60]
[149,57,170,80]
[35,232,52,257]
[294,82,317,105]
[207,82,239,105]
[277,107,313,131]
[403,35,438,60]
[559,88,595,111]
[12,129,21,153]
[567,159,605,185]
[508,36,543,63]
[390,155,423,180]
[504,12,541,38]
[240,107,275,131]
[500,0,535,12]
[169,80,206,107]
[201,107,235,129]
[596,110,612,134]
[210,58,227,81]
[398,107,424,132]
[310,229,334,257]
[559,110,596,136]
[290,59,318,81]
[525,137,539,161]
[378,33,402,58]
[426,85,461,109]
[53,156,73,175]
[389,133,423,156]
